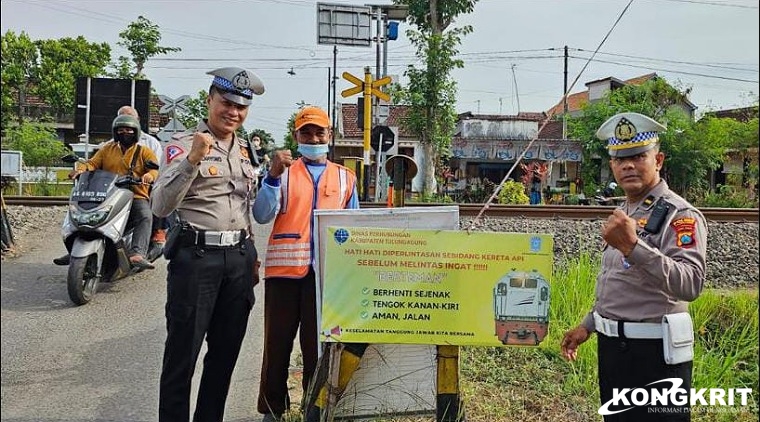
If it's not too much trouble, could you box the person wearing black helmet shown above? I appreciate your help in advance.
[63,114,159,270]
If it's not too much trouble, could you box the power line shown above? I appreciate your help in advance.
[576,48,758,73]
[648,0,758,9]
[569,55,759,83]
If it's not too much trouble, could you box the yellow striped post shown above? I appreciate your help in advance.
[436,344,464,422]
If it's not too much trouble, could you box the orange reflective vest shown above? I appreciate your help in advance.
[264,160,356,278]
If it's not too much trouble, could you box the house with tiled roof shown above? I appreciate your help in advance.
[546,73,697,119]
[336,103,584,198]
[335,102,423,194]
[449,112,582,199]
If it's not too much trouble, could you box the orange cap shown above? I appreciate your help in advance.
[295,106,330,130]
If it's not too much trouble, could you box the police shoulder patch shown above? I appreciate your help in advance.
[671,217,697,248]
[166,145,185,164]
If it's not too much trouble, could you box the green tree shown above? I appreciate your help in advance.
[4,123,69,167]
[117,16,180,79]
[35,36,111,118]
[1,30,38,128]
[283,113,298,155]
[567,78,731,198]
[392,0,477,197]
[107,56,133,79]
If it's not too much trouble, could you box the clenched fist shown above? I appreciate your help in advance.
[268,149,293,178]
[187,132,215,165]
[602,208,638,256]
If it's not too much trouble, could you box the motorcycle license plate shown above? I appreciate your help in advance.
[71,190,107,202]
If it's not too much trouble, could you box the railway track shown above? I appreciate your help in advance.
[4,196,758,222]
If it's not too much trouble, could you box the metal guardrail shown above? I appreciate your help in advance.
[3,196,758,222]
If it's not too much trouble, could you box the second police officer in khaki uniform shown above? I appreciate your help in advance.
[561,112,707,421]
[151,67,265,422]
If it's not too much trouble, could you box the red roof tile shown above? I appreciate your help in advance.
[340,103,414,138]
[546,73,659,115]
[537,120,564,139]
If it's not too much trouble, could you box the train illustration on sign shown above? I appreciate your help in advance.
[493,269,550,345]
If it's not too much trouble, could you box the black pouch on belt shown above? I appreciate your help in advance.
[163,214,192,260]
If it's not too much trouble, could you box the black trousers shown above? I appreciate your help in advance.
[257,268,318,415]
[159,238,257,422]
[598,333,692,422]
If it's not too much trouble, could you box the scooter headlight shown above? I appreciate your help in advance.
[70,206,112,226]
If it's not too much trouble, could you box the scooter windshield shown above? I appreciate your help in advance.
[71,170,118,203]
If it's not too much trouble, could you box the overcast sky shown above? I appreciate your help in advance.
[2,0,758,143]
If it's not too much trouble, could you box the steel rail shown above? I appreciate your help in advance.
[4,196,758,222]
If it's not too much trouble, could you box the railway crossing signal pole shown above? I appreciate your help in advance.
[362,68,372,201]
[341,67,391,201]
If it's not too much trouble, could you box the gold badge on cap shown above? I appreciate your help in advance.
[614,118,637,141]
[209,166,219,175]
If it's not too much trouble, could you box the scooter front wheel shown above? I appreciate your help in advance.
[67,254,99,305]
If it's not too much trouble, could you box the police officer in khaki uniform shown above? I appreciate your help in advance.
[561,112,707,421]
[151,67,265,422]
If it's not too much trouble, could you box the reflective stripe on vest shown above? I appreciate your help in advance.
[264,242,311,267]
[281,167,290,214]
[338,168,348,207]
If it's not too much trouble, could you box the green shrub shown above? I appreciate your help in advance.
[696,184,758,208]
[497,180,530,205]
[418,192,454,203]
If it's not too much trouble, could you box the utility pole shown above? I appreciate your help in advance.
[562,45,569,139]
[511,64,520,114]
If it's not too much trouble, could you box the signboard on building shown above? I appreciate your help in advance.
[451,139,582,162]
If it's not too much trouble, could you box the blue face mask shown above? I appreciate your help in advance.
[298,143,329,161]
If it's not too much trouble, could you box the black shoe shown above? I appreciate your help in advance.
[130,256,155,270]
[53,254,71,266]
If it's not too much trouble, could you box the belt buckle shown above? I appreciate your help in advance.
[220,231,235,246]
[604,318,617,337]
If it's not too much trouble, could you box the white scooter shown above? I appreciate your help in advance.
[59,155,159,305]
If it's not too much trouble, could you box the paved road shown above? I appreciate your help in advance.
[1,213,274,422]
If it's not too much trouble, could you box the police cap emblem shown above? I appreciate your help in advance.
[596,112,667,158]
[206,67,265,106]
